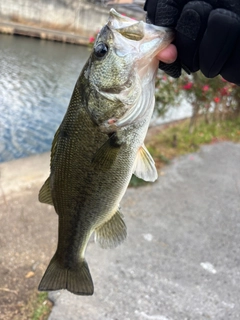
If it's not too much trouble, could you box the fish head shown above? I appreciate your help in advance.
[84,9,174,132]
[87,22,132,98]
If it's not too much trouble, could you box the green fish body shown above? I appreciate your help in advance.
[38,9,173,295]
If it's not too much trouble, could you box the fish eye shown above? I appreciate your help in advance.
[94,43,109,59]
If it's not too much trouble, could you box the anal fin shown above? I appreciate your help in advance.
[95,209,127,249]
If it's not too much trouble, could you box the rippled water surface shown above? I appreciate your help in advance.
[0,34,89,162]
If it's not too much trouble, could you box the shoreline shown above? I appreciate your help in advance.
[0,20,90,45]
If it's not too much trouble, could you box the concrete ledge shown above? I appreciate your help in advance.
[0,152,50,199]
[0,21,89,45]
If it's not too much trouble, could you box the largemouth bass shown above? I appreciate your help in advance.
[38,9,173,295]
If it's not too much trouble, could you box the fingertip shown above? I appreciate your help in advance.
[157,44,178,64]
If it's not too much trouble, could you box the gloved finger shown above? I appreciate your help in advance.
[159,59,182,78]
[175,1,212,72]
[220,35,240,85]
[159,1,212,78]
[144,0,188,27]
[199,9,240,78]
[217,0,240,16]
[144,0,159,24]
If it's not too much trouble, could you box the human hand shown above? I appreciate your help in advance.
[144,0,240,85]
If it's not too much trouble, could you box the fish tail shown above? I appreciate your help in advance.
[38,255,94,295]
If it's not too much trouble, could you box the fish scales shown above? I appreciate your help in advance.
[38,9,174,295]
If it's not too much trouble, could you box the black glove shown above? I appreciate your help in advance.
[144,0,240,84]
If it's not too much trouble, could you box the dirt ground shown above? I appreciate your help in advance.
[0,153,56,319]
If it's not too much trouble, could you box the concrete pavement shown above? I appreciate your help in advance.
[46,142,240,320]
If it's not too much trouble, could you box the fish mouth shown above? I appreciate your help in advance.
[108,8,174,58]
[107,10,145,45]
[115,23,144,41]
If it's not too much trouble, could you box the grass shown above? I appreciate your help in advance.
[18,291,52,320]
[129,115,240,187]
[149,116,240,166]
[31,292,52,320]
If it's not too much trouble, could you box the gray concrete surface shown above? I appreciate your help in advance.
[46,142,240,320]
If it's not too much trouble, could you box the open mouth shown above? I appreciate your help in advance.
[116,22,144,41]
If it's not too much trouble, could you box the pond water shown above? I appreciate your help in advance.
[0,33,192,163]
[0,34,89,163]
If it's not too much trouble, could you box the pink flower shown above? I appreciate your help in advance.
[162,75,167,81]
[220,87,229,96]
[214,97,220,103]
[202,85,209,92]
[89,36,95,43]
[183,82,193,90]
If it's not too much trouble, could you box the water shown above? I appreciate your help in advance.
[0,34,89,163]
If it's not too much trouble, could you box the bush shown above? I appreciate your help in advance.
[155,70,240,132]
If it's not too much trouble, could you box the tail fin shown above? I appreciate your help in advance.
[38,255,94,295]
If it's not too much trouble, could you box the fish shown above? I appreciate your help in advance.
[38,9,174,296]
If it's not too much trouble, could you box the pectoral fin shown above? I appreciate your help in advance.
[133,144,158,182]
[92,133,121,170]
[38,177,53,206]
[95,209,127,249]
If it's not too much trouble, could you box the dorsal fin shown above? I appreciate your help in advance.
[133,144,158,182]
[38,128,61,207]
[50,127,60,167]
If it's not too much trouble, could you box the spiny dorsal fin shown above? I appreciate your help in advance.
[38,128,60,207]
[92,133,121,170]
[38,177,53,206]
[133,144,158,182]
[94,209,127,249]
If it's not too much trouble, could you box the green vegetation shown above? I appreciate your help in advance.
[18,291,52,320]
[31,292,52,320]
[148,116,240,168]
